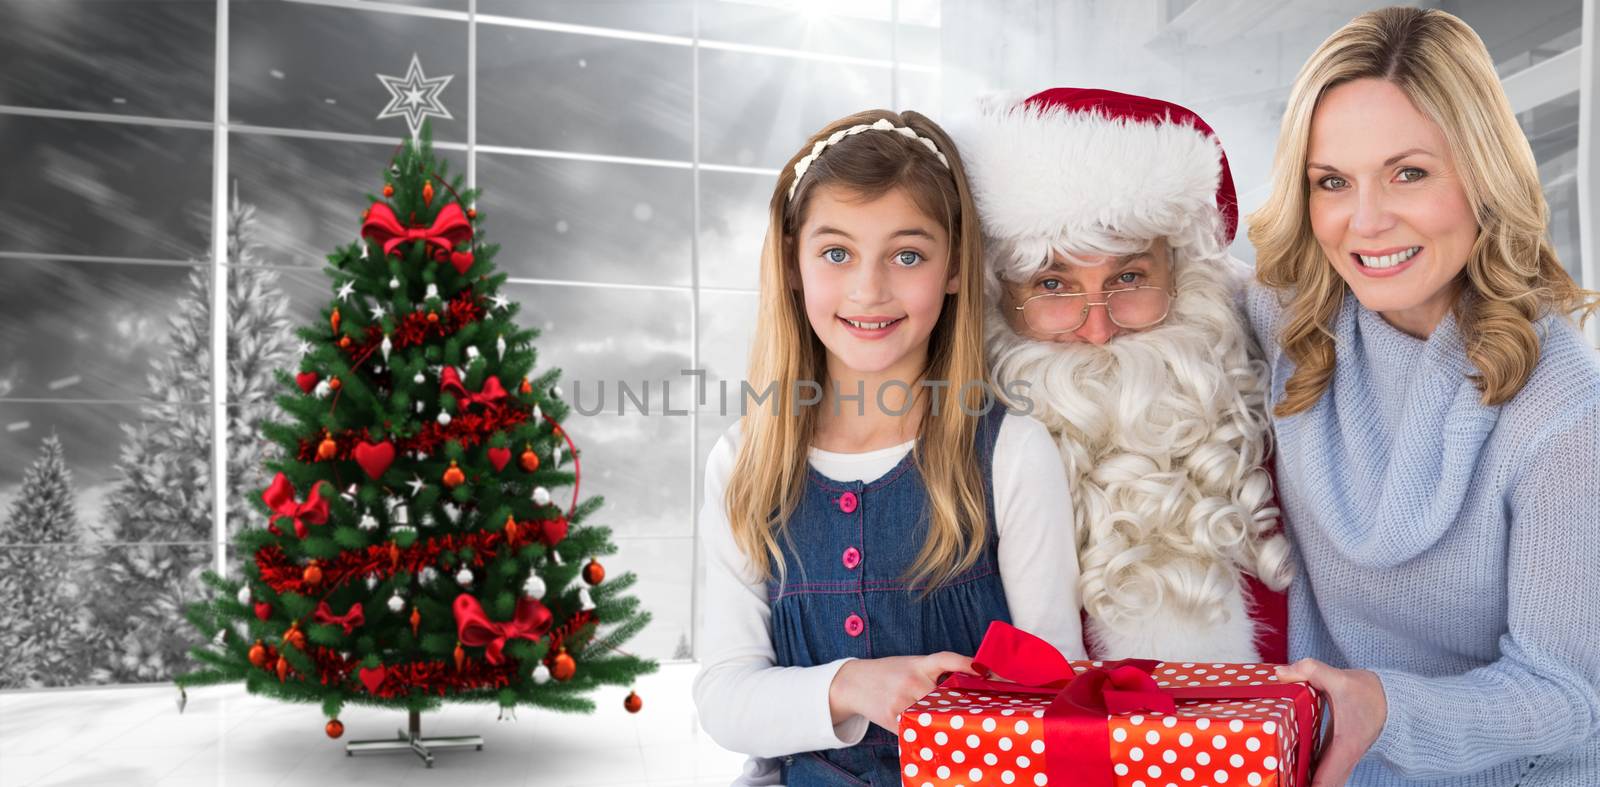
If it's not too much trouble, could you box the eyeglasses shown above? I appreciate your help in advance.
[1011,285,1173,334]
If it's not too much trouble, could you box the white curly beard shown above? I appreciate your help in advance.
[990,255,1292,662]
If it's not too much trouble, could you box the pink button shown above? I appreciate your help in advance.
[842,547,861,569]
[844,614,865,637]
[838,491,858,514]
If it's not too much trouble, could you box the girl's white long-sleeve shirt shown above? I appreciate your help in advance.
[692,412,1085,783]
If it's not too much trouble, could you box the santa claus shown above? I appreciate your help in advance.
[958,87,1292,662]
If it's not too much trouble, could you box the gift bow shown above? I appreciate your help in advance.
[439,367,507,412]
[361,202,473,257]
[262,473,329,538]
[453,594,553,665]
[313,601,365,635]
[947,621,1320,787]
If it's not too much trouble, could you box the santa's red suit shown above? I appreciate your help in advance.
[959,88,1291,663]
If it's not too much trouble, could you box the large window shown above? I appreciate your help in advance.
[0,0,940,687]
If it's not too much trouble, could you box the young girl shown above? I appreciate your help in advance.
[693,109,1086,785]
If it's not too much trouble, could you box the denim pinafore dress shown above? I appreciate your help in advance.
[768,406,1013,785]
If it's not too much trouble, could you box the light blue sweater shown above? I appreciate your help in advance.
[1245,284,1600,786]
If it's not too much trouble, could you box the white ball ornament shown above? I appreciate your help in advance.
[523,574,547,598]
[456,567,474,586]
[387,593,405,613]
[437,411,452,426]
[532,664,551,684]
[237,586,251,606]
[532,487,551,507]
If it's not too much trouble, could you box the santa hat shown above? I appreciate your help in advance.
[959,87,1238,277]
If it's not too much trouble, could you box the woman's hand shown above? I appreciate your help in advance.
[1276,658,1388,787]
[829,652,976,731]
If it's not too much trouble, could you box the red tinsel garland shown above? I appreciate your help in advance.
[293,406,529,464]
[253,615,599,697]
[255,520,566,595]
[355,290,485,357]
[309,646,518,697]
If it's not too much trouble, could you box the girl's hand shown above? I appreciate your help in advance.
[1276,658,1388,787]
[829,652,977,731]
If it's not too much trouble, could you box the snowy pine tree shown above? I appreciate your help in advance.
[0,434,96,688]
[91,189,297,683]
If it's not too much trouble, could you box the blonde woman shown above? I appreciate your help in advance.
[1248,7,1600,786]
[692,110,1083,785]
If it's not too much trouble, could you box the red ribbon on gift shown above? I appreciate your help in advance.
[439,367,507,412]
[361,202,473,258]
[313,601,365,635]
[947,621,1320,787]
[452,594,553,665]
[262,473,329,539]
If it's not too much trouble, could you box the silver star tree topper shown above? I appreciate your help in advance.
[376,53,453,141]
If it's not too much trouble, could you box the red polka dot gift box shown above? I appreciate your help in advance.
[898,622,1324,787]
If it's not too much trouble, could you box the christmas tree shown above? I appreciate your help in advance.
[176,127,655,743]
[0,434,97,688]
[92,190,297,683]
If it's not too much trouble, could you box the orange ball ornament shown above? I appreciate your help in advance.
[427,311,440,324]
[317,435,338,461]
[520,447,540,473]
[337,336,352,349]
[442,460,465,488]
[551,649,576,682]
[326,719,344,738]
[302,562,322,587]
[383,183,394,198]
[467,208,477,220]
[327,375,342,390]
[624,691,642,714]
[582,558,605,586]
[248,641,267,668]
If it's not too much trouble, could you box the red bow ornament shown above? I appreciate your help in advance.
[361,202,473,259]
[262,473,329,538]
[313,601,365,635]
[453,594,553,665]
[439,367,507,412]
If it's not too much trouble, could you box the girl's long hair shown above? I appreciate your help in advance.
[1250,6,1599,416]
[724,109,992,588]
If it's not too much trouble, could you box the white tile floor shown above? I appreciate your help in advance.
[0,663,746,787]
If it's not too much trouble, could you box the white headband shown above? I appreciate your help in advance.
[787,117,951,200]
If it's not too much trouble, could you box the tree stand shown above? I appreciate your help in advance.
[345,709,483,767]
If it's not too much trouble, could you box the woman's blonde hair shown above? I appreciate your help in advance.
[724,109,991,588]
[1250,6,1600,416]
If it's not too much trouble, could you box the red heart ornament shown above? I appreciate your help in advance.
[358,666,387,694]
[448,250,474,275]
[352,440,395,480]
[487,447,511,472]
[254,602,272,621]
[540,517,568,547]
[296,372,320,393]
